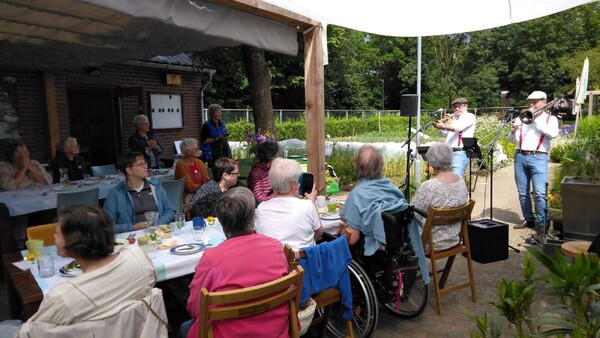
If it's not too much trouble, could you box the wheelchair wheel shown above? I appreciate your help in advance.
[380,271,428,319]
[324,259,379,338]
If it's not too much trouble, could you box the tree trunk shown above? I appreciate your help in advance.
[242,45,275,136]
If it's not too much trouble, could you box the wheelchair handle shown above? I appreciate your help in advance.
[409,205,427,218]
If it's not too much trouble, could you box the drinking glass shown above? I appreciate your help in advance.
[192,217,206,241]
[144,211,159,236]
[38,253,55,278]
[175,213,186,232]
[327,199,338,213]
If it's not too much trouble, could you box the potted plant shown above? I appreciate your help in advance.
[559,138,600,241]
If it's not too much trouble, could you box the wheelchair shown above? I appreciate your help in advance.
[323,207,429,338]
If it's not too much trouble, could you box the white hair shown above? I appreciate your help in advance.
[269,158,302,194]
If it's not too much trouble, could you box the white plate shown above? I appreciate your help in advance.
[52,186,71,191]
[320,212,341,221]
[170,243,205,255]
[59,261,83,277]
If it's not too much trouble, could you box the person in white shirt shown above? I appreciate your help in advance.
[432,97,477,178]
[508,91,559,241]
[254,158,323,248]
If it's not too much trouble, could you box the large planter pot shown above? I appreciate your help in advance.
[561,176,600,241]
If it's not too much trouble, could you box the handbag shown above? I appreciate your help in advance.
[298,297,316,336]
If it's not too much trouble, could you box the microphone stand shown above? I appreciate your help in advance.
[401,118,433,201]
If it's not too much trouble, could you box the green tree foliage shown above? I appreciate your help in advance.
[191,2,600,114]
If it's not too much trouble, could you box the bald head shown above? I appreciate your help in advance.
[355,145,384,180]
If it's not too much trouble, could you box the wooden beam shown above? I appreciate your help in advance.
[214,0,319,30]
[304,26,326,194]
[44,72,59,158]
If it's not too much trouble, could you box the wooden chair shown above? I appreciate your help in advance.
[27,223,58,246]
[198,266,303,338]
[284,229,354,338]
[421,199,476,315]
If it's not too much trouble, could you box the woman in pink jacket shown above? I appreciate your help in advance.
[182,187,291,338]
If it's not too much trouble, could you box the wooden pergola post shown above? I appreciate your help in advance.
[304,26,326,195]
[44,72,60,158]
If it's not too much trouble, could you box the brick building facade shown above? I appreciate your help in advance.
[1,61,206,166]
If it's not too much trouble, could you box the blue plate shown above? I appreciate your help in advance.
[169,243,205,255]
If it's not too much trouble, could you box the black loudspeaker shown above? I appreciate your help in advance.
[400,94,418,117]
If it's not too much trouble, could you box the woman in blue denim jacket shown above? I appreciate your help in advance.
[103,152,175,233]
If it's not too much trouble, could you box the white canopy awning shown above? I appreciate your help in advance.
[263,0,597,37]
[0,0,302,70]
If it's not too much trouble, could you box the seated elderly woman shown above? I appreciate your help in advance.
[339,145,411,255]
[49,137,89,183]
[188,157,239,218]
[248,140,279,204]
[254,158,322,248]
[174,138,210,202]
[103,152,176,233]
[181,187,290,338]
[0,141,52,191]
[411,142,469,251]
[14,205,159,335]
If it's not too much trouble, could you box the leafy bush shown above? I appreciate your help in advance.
[467,249,600,337]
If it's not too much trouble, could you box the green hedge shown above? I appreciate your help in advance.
[227,115,418,141]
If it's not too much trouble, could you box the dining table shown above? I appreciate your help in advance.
[0,169,174,217]
[2,219,225,320]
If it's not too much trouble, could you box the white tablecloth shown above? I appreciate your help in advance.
[0,170,175,217]
[21,221,226,294]
[0,179,119,216]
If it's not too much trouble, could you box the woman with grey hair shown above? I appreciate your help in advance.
[174,138,210,201]
[411,142,469,251]
[254,158,322,249]
[200,104,231,167]
[128,114,162,169]
[182,187,290,338]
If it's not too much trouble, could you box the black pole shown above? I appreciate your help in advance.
[405,116,412,200]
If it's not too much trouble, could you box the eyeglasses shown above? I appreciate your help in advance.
[132,162,148,167]
[229,171,239,176]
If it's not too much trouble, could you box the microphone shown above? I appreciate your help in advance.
[428,108,444,116]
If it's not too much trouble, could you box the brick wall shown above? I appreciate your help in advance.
[1,64,204,164]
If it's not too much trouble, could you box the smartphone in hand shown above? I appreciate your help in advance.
[298,173,314,196]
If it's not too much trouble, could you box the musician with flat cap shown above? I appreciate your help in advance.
[432,97,476,178]
[508,91,559,243]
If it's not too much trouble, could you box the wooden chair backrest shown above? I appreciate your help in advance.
[198,266,304,338]
[27,223,58,246]
[284,227,351,270]
[421,199,475,250]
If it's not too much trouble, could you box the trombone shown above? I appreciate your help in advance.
[518,98,559,124]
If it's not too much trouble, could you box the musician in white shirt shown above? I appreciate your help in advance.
[508,91,559,238]
[432,97,476,177]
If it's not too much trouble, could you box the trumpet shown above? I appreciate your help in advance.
[519,98,559,124]
[434,114,454,126]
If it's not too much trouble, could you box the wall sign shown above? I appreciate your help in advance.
[149,93,183,129]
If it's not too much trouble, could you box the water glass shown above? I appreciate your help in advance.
[145,241,158,259]
[176,213,186,231]
[38,254,55,278]
[192,217,206,241]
